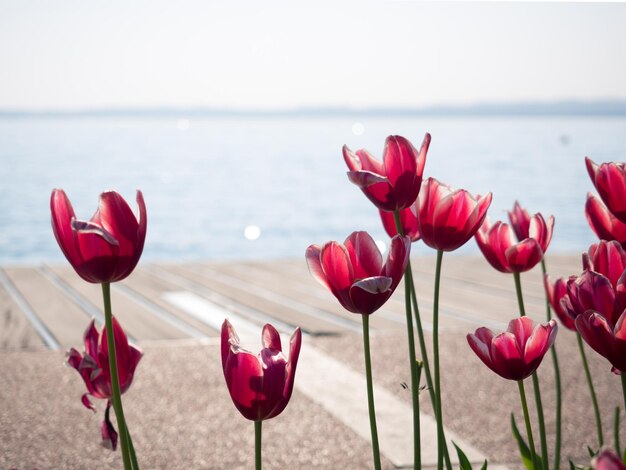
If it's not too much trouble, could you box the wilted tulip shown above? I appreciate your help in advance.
[475,219,543,273]
[306,231,410,315]
[586,193,626,248]
[467,316,558,381]
[508,201,555,253]
[417,177,492,252]
[586,157,626,223]
[221,320,301,421]
[51,189,147,283]
[343,134,430,212]
[544,274,577,330]
[67,318,142,450]
[379,203,420,242]
[576,310,626,373]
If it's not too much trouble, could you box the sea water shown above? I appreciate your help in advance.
[1,115,625,263]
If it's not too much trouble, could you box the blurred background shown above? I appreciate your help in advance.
[1,0,626,263]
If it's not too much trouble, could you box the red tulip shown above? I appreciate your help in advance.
[585,192,626,247]
[51,189,147,283]
[467,316,558,381]
[507,202,555,253]
[544,274,577,330]
[343,134,430,212]
[221,320,301,421]
[576,310,626,373]
[583,240,626,290]
[508,201,531,243]
[67,318,142,450]
[417,177,492,252]
[593,448,626,470]
[586,157,626,223]
[306,232,410,315]
[475,219,543,273]
[561,270,622,327]
[378,203,420,242]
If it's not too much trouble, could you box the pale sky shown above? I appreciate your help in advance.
[1,1,625,110]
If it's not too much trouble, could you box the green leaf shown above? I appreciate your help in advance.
[511,413,541,470]
[452,441,474,470]
[480,459,488,470]
[587,446,598,458]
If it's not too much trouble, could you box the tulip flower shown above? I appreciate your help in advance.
[544,274,577,330]
[562,270,622,328]
[378,203,420,242]
[67,318,142,451]
[508,201,555,253]
[586,157,626,223]
[221,320,301,421]
[593,448,626,470]
[343,134,430,212]
[467,316,558,381]
[583,240,626,290]
[417,177,492,252]
[576,310,626,373]
[305,231,410,315]
[475,219,544,273]
[586,193,626,248]
[50,189,147,284]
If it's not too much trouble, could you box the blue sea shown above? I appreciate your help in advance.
[1,115,625,264]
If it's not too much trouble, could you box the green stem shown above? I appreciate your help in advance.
[513,273,548,470]
[362,315,382,470]
[518,380,540,470]
[621,374,626,430]
[541,260,561,470]
[577,332,604,447]
[127,429,139,470]
[393,211,420,469]
[615,407,621,458]
[255,420,262,470]
[102,282,133,470]
[433,249,450,470]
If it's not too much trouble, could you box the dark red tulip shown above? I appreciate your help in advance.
[417,177,492,252]
[475,219,543,273]
[576,310,626,373]
[67,318,142,450]
[51,189,147,283]
[583,240,626,290]
[585,192,626,247]
[561,270,622,327]
[593,448,626,470]
[507,202,555,253]
[379,203,420,242]
[586,157,626,223]
[467,316,558,381]
[221,320,301,421]
[306,232,410,315]
[544,274,577,330]
[343,134,430,212]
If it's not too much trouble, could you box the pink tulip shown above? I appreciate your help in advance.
[343,134,430,212]
[562,270,623,328]
[475,219,543,273]
[67,318,142,450]
[583,240,626,290]
[585,192,626,247]
[51,189,147,283]
[576,310,626,373]
[417,177,492,252]
[544,274,577,330]
[507,201,555,253]
[221,320,301,421]
[306,232,410,315]
[378,203,420,242]
[586,157,626,223]
[467,317,558,381]
[593,448,626,469]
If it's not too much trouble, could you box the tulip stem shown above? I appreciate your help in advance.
[621,374,626,434]
[127,428,139,470]
[255,420,262,470]
[541,259,562,470]
[433,249,451,470]
[614,407,621,458]
[518,380,540,470]
[393,211,421,469]
[361,314,382,470]
[102,282,133,470]
[576,332,603,447]
[513,273,548,470]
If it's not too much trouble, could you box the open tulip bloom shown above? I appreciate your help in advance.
[586,157,626,223]
[50,189,147,284]
[67,318,142,451]
[343,134,430,212]
[586,193,626,247]
[221,320,301,470]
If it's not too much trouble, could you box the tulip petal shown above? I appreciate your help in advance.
[508,201,531,242]
[101,400,118,451]
[586,192,626,247]
[349,276,393,315]
[262,323,282,351]
[344,231,383,279]
[505,238,543,273]
[305,245,332,292]
[319,241,356,312]
[383,235,411,289]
